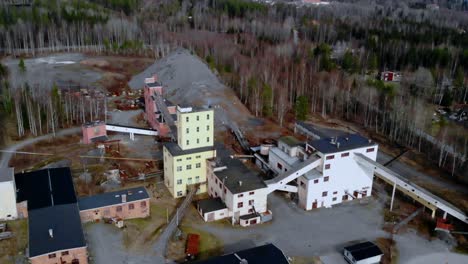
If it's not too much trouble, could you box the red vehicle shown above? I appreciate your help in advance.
[185,233,200,259]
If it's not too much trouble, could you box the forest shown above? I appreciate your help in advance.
[0,0,468,182]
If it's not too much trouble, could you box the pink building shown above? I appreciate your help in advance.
[143,75,177,137]
[82,121,107,144]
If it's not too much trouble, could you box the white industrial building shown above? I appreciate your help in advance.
[267,134,378,210]
[0,167,18,220]
[197,148,272,227]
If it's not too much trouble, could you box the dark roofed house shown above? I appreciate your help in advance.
[197,198,228,222]
[343,241,383,264]
[15,167,77,210]
[78,187,151,222]
[28,204,87,262]
[307,134,377,154]
[192,243,289,264]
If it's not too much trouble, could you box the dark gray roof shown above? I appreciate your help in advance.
[0,167,14,182]
[344,241,383,261]
[78,187,149,211]
[28,204,86,257]
[90,135,109,142]
[145,81,161,87]
[197,198,227,213]
[15,168,77,210]
[308,134,377,154]
[164,142,215,157]
[213,148,267,194]
[239,212,259,220]
[192,243,289,264]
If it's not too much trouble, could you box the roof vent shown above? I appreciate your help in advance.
[345,137,349,141]
[122,194,127,203]
[368,139,372,143]
[239,181,243,187]
[49,229,54,238]
[337,142,340,149]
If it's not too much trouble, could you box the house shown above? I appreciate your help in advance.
[0,168,17,220]
[14,168,88,264]
[28,204,87,264]
[380,71,402,82]
[266,134,378,211]
[81,121,107,144]
[163,105,216,198]
[78,187,150,222]
[191,243,289,264]
[199,147,271,226]
[343,241,383,264]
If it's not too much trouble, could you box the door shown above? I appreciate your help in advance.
[312,201,318,209]
[353,191,359,198]
[207,213,214,221]
[342,195,348,201]
[72,259,80,264]
[250,219,257,225]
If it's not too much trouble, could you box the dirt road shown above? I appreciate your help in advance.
[0,127,81,168]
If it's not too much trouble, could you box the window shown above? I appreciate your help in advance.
[186,116,189,122]
[332,197,337,201]
[186,164,192,170]
[206,137,210,142]
[186,140,190,145]
[177,166,182,172]
[129,203,135,210]
[333,191,338,195]
[48,254,56,259]
[141,201,147,207]
[186,157,192,160]
[362,190,368,196]
[215,178,218,184]
[196,163,201,168]
[224,187,227,194]
[188,177,192,184]
[326,155,335,160]
[341,152,350,157]
[207,114,210,120]
[322,191,328,197]
[300,181,305,187]
[238,194,244,198]
[325,164,331,170]
[197,138,200,144]
[196,115,199,121]
[176,158,182,162]
[366,148,375,153]
[237,202,243,208]
[196,155,201,159]
[206,125,210,131]
[219,183,222,188]
[116,206,122,212]
[177,191,183,197]
[61,251,69,256]
[324,176,329,182]
[249,200,254,205]
[249,191,255,195]
[277,163,283,170]
[196,127,200,132]
[186,128,189,133]
[195,176,200,182]
[177,179,182,185]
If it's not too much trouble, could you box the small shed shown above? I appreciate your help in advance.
[197,198,228,222]
[343,241,383,264]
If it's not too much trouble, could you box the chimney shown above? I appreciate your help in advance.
[49,229,54,238]
[122,194,127,203]
[238,181,243,187]
[337,142,340,149]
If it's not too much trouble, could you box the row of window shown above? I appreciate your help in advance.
[186,125,210,134]
[237,199,255,209]
[176,155,202,162]
[186,137,211,146]
[176,163,202,171]
[115,201,147,212]
[186,114,211,122]
[176,176,200,185]
[49,251,69,259]
[324,147,374,161]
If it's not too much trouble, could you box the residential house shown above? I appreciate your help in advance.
[0,168,17,220]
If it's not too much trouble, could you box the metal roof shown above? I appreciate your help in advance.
[308,134,376,154]
[78,187,149,211]
[164,142,215,157]
[344,241,383,261]
[15,167,77,210]
[197,198,227,213]
[193,243,289,264]
[0,167,14,183]
[28,203,86,257]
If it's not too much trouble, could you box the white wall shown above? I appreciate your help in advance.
[0,181,18,220]
[299,145,378,210]
[356,255,382,264]
[268,148,295,174]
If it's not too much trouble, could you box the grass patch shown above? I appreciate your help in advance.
[0,219,28,264]
[30,156,66,170]
[290,256,321,264]
[383,209,400,223]
[180,225,223,260]
[453,244,468,255]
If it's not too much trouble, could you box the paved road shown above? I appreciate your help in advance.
[0,127,81,168]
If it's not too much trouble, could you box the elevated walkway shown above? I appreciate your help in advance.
[266,156,322,193]
[354,153,468,224]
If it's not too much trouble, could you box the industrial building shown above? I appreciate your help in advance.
[163,105,216,198]
[0,168,17,220]
[267,134,378,210]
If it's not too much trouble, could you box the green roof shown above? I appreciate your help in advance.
[279,136,302,147]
